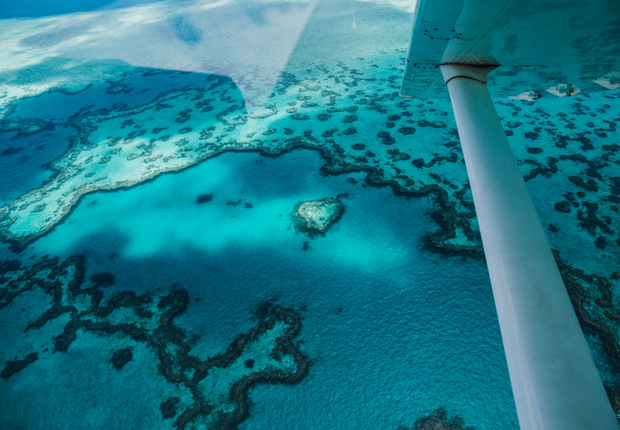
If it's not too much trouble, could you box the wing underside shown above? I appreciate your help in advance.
[401,0,620,99]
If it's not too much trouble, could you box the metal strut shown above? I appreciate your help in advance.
[440,64,619,430]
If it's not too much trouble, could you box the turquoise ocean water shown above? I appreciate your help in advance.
[1,1,619,430]
[1,148,516,429]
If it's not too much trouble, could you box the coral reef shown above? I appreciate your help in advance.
[1,352,37,378]
[0,256,308,430]
[196,194,213,204]
[555,252,620,412]
[110,347,133,370]
[292,198,344,236]
[161,397,181,419]
[0,49,619,419]
[399,408,474,430]
[0,63,481,254]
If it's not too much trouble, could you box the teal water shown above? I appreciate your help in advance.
[1,0,619,429]
[1,149,516,430]
[0,0,139,19]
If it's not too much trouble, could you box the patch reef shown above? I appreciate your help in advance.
[295,198,344,234]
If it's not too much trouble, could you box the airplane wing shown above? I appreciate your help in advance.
[401,0,620,99]
[400,1,620,429]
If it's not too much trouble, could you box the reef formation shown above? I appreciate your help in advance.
[0,256,308,430]
[0,61,478,252]
[1,51,619,418]
[401,408,475,430]
[293,198,344,236]
[1,61,618,269]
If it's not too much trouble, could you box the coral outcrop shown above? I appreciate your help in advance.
[293,198,344,236]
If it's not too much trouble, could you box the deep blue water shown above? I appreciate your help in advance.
[0,0,157,19]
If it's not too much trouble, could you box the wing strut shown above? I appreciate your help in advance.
[440,64,619,430]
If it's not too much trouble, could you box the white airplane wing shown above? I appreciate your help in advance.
[401,0,620,99]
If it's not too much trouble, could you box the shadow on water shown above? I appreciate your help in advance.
[0,59,244,204]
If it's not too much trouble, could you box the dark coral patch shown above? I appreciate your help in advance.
[1,353,38,378]
[555,201,571,213]
[377,131,395,145]
[556,255,620,412]
[569,176,599,192]
[1,147,24,157]
[595,237,607,249]
[197,194,213,204]
[291,113,309,121]
[253,299,276,320]
[107,81,132,94]
[417,120,446,128]
[160,397,180,419]
[199,129,212,140]
[398,127,415,135]
[90,272,115,288]
[404,407,474,430]
[110,347,133,370]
